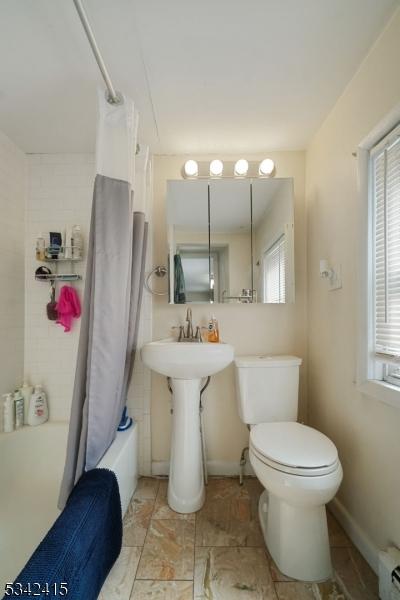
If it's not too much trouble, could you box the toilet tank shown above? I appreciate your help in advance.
[234,355,302,425]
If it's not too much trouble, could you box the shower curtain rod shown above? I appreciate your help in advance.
[72,0,122,105]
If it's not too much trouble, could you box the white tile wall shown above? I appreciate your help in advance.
[0,130,26,427]
[24,154,94,422]
[25,153,152,474]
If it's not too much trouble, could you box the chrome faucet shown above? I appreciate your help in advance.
[172,308,203,342]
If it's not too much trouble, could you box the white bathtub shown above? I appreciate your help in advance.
[0,421,138,593]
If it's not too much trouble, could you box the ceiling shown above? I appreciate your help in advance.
[0,0,398,154]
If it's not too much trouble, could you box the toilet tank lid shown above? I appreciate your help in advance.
[235,355,302,368]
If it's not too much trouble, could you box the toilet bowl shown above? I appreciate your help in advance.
[234,355,343,582]
[250,421,342,581]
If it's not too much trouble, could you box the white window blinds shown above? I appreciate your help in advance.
[372,125,400,360]
[263,235,286,303]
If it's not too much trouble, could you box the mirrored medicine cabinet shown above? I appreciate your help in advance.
[166,178,295,304]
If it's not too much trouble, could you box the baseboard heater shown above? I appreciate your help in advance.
[379,547,400,600]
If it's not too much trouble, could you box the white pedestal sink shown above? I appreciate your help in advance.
[141,339,234,513]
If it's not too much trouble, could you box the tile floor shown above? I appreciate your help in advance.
[99,477,379,599]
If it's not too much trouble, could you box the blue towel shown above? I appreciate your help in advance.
[3,469,122,599]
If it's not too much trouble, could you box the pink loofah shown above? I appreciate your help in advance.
[56,285,81,332]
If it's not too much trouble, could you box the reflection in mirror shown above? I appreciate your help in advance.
[209,180,252,303]
[167,180,210,303]
[166,178,294,304]
[252,179,295,303]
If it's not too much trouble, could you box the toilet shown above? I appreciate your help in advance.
[235,355,343,582]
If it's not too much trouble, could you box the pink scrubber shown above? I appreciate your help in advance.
[56,285,81,332]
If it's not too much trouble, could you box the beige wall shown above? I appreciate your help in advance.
[151,152,307,468]
[306,9,400,566]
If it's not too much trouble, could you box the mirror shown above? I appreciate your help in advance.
[166,178,294,304]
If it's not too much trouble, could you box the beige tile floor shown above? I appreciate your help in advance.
[99,477,379,600]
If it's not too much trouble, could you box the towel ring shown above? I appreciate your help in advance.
[144,265,168,296]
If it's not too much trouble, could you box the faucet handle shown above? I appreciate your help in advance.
[194,326,203,343]
[171,325,185,341]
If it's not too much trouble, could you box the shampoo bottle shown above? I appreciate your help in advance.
[20,382,33,425]
[14,390,24,429]
[28,385,49,426]
[36,234,46,261]
[71,225,83,260]
[64,226,72,259]
[2,393,14,433]
[207,315,220,343]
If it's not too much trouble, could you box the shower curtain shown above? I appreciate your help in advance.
[59,91,147,508]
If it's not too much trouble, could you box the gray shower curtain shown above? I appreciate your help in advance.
[58,174,147,508]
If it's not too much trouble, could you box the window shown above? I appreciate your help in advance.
[263,234,286,303]
[371,123,400,387]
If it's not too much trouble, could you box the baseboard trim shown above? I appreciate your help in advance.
[151,461,169,476]
[329,497,379,574]
[151,460,255,478]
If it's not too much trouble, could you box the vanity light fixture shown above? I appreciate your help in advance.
[182,158,277,178]
[259,158,275,176]
[183,159,199,178]
[210,159,224,177]
[234,159,249,177]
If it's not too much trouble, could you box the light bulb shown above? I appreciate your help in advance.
[210,159,223,177]
[259,158,275,176]
[234,159,249,176]
[183,159,198,177]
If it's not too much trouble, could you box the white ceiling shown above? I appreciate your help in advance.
[0,0,398,154]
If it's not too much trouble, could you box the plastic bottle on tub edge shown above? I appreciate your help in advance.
[2,393,15,432]
[28,385,49,426]
[20,382,33,425]
[14,389,24,429]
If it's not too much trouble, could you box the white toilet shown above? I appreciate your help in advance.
[235,355,343,582]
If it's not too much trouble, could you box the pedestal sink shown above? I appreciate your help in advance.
[141,339,234,513]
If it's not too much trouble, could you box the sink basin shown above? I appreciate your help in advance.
[141,337,234,514]
[141,338,234,379]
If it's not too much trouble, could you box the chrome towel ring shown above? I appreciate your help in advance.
[144,265,168,296]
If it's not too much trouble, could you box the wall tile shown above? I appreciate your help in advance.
[0,130,26,430]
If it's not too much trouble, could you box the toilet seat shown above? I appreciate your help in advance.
[250,422,339,477]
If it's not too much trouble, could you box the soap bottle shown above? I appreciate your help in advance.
[207,315,220,343]
[14,390,24,429]
[64,226,72,259]
[2,393,14,433]
[28,385,49,426]
[20,382,33,425]
[36,234,46,261]
[71,225,83,260]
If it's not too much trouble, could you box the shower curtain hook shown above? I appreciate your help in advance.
[105,89,123,106]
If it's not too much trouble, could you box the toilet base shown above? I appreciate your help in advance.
[258,489,332,582]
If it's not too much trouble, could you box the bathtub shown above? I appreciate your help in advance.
[0,421,138,593]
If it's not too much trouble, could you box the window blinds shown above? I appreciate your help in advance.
[264,235,286,303]
[373,125,400,359]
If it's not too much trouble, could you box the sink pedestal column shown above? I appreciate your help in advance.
[168,378,205,513]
